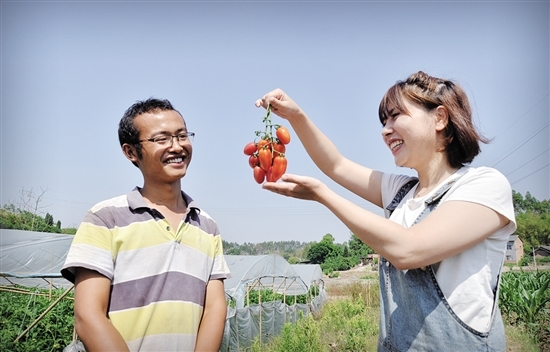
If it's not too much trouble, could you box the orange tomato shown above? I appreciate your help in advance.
[276,126,291,145]
[257,139,270,150]
[270,155,287,182]
[272,142,286,157]
[258,147,272,171]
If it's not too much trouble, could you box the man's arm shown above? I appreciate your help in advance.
[74,267,129,352]
[195,279,227,352]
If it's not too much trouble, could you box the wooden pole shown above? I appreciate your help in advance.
[14,284,74,343]
[259,280,262,345]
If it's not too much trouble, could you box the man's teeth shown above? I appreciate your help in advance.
[166,157,183,164]
[390,141,403,150]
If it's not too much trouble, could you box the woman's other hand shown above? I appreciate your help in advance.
[262,174,328,202]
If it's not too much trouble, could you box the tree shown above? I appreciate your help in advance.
[348,233,374,259]
[0,204,61,233]
[45,213,54,226]
[307,233,343,264]
[513,191,550,215]
[513,190,525,214]
[516,212,550,247]
[513,191,550,249]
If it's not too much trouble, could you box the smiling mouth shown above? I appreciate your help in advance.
[165,156,185,164]
[389,140,403,151]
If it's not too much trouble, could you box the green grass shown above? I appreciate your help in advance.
[505,323,541,352]
[248,281,379,352]
[249,275,545,352]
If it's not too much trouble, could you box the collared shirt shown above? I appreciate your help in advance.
[62,187,230,351]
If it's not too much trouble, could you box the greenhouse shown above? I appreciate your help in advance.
[221,255,326,351]
[1,230,326,351]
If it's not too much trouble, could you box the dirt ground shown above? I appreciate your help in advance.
[323,264,378,291]
[322,265,378,301]
[323,263,550,292]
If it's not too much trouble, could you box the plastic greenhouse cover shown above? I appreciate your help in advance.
[1,229,74,288]
[1,231,324,298]
[290,264,324,288]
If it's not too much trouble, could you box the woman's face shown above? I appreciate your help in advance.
[381,98,441,170]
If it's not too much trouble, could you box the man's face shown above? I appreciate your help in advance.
[131,109,193,184]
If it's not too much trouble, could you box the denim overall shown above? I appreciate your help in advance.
[378,178,506,352]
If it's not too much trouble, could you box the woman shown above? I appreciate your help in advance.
[255,71,516,351]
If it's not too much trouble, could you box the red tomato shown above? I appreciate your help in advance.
[253,166,265,184]
[272,142,286,157]
[258,147,272,171]
[276,126,291,145]
[243,142,257,156]
[248,155,259,168]
[271,155,287,182]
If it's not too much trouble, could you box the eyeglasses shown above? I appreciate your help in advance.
[138,132,195,146]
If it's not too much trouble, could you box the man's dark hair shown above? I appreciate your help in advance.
[118,98,177,167]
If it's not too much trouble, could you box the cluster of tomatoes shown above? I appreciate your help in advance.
[243,107,291,184]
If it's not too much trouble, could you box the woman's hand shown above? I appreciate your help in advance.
[262,174,328,202]
[255,88,303,121]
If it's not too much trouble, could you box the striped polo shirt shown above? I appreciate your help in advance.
[61,188,231,351]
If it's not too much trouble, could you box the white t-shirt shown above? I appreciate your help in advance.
[381,166,516,333]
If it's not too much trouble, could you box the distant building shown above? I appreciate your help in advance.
[360,254,380,266]
[505,235,524,263]
[534,246,550,258]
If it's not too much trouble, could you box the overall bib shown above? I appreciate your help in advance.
[378,178,506,352]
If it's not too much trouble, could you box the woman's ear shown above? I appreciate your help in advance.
[434,106,449,132]
[122,144,139,163]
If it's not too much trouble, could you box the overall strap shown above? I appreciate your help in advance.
[386,178,418,215]
[386,174,465,221]
[412,175,464,225]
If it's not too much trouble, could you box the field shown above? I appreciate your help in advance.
[0,266,548,351]
[253,266,548,352]
[323,266,546,352]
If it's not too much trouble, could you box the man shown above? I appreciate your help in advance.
[62,98,230,351]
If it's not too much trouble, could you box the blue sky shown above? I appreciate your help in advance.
[1,0,548,245]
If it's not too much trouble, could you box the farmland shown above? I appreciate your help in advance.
[1,266,548,351]
[251,266,547,352]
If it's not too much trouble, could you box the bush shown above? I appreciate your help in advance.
[0,286,75,352]
[518,255,533,267]
[321,256,355,273]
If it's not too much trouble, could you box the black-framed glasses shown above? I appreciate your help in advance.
[138,132,195,146]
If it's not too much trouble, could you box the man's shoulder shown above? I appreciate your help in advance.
[90,193,130,214]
